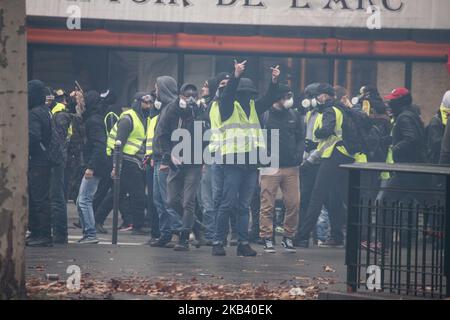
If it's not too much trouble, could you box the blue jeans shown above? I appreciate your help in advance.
[201,165,215,241]
[212,164,257,245]
[153,161,182,241]
[76,176,100,239]
[50,163,68,240]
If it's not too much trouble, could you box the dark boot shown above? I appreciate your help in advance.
[174,231,190,251]
[212,244,226,256]
[237,243,257,257]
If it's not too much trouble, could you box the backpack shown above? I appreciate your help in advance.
[43,110,66,166]
[335,105,373,156]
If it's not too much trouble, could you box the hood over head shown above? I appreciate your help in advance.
[84,90,102,117]
[156,76,178,106]
[28,79,46,110]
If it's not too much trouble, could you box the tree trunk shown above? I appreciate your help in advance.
[0,0,28,300]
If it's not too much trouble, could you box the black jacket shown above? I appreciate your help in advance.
[427,113,445,164]
[261,107,304,168]
[53,109,73,163]
[314,100,338,141]
[154,98,204,167]
[82,91,108,177]
[391,105,426,164]
[28,80,52,167]
[367,114,392,162]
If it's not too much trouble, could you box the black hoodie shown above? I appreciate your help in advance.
[28,80,52,167]
[83,91,108,177]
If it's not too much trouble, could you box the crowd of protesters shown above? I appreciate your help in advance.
[26,59,450,256]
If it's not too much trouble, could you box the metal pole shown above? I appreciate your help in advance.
[112,140,122,245]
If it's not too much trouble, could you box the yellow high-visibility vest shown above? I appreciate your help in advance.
[314,106,351,159]
[145,115,159,156]
[209,100,265,155]
[51,103,73,139]
[106,109,146,157]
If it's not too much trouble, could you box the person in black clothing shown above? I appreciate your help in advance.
[210,60,280,257]
[296,83,355,248]
[151,76,184,247]
[76,90,108,244]
[258,84,304,253]
[112,92,152,235]
[50,89,73,244]
[381,88,428,203]
[156,84,205,251]
[27,80,53,247]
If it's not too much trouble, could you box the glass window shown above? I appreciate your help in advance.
[108,51,178,108]
[30,46,108,93]
[183,54,215,91]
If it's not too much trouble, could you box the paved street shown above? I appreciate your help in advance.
[25,203,347,299]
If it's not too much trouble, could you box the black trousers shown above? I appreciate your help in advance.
[28,166,52,239]
[94,184,133,226]
[50,163,68,240]
[120,160,146,230]
[297,148,354,243]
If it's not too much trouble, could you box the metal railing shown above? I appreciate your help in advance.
[341,163,450,299]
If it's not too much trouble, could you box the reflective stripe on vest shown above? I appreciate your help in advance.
[51,103,73,139]
[209,100,265,155]
[145,115,158,156]
[106,109,146,156]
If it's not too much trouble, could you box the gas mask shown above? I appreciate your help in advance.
[301,98,318,109]
[282,97,294,109]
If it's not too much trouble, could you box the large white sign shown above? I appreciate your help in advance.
[26,0,450,30]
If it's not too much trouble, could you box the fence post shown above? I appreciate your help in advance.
[112,140,122,245]
[346,169,361,293]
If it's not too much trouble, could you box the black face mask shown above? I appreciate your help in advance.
[236,91,254,103]
[215,87,225,99]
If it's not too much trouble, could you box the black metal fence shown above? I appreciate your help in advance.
[341,163,450,299]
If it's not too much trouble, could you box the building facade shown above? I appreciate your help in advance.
[26,0,450,122]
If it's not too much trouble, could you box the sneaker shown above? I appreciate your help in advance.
[212,244,226,256]
[204,240,214,246]
[96,223,108,234]
[281,237,296,253]
[263,238,276,253]
[118,224,133,232]
[26,237,53,247]
[318,239,344,248]
[78,237,99,244]
[237,243,257,257]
